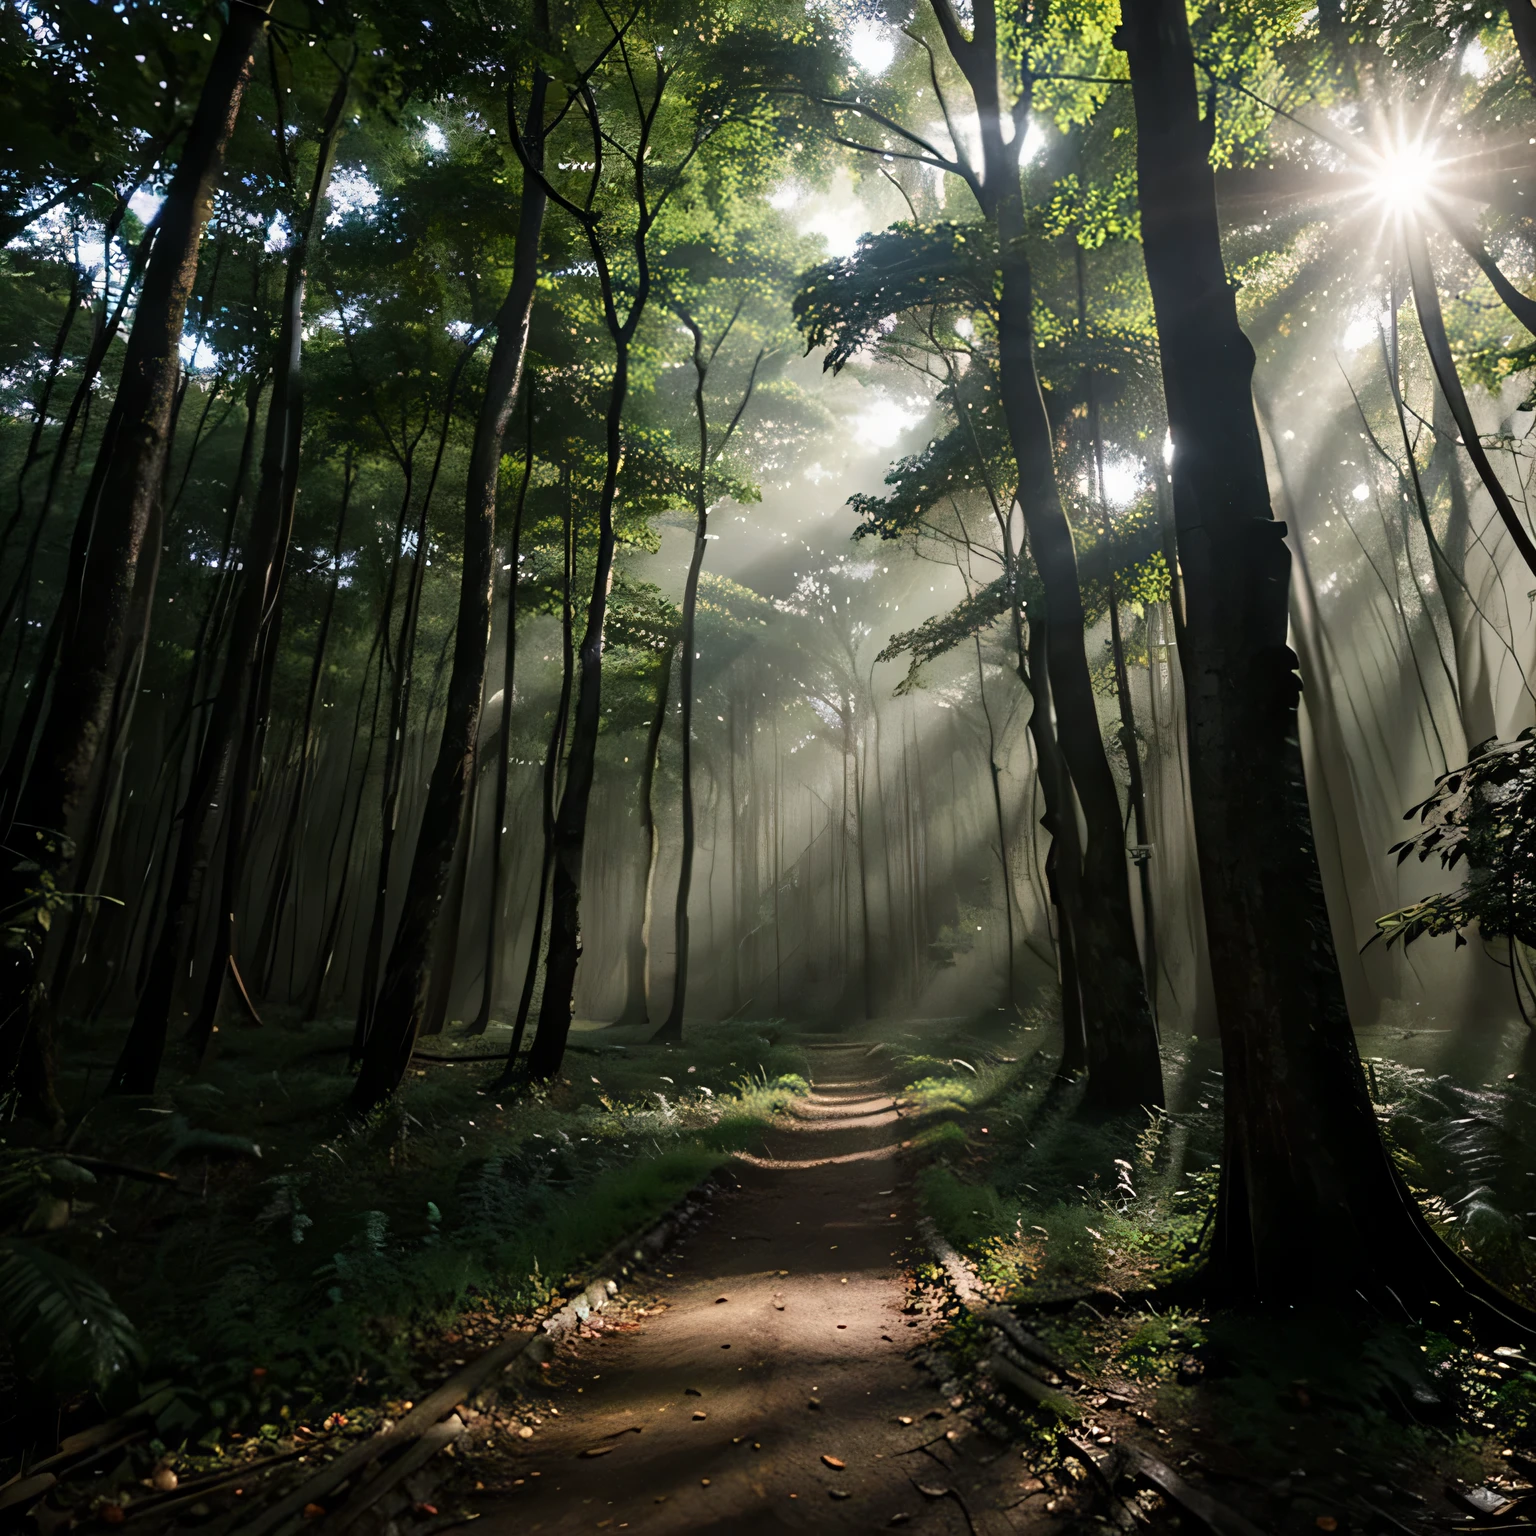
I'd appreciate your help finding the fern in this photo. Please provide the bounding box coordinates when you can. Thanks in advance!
[0,1239,144,1398]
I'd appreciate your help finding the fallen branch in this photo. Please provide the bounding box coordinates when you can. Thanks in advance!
[326,1414,465,1535]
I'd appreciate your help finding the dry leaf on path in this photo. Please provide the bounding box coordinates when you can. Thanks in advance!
[822,1455,846,1469]
[579,1445,615,1458]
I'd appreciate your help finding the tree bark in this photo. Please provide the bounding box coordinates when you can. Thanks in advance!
[111,57,350,1092]
[618,643,674,1026]
[526,335,629,1077]
[1120,0,1533,1325]
[499,474,576,1083]
[351,64,550,1110]
[469,395,537,1035]
[930,0,1161,1112]
[1,2,270,1106]
[1507,1,1536,95]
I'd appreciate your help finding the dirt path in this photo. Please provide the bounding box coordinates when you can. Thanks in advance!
[467,1041,1027,1533]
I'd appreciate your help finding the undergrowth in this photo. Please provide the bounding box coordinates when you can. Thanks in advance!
[0,1014,807,1467]
[902,1015,1536,1482]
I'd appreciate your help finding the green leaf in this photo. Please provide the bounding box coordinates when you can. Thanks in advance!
[0,1239,144,1398]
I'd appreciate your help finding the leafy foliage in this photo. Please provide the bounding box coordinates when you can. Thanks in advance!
[0,1238,145,1399]
[1375,730,1536,950]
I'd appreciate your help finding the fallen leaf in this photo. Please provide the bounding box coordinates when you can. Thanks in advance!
[807,1398,822,1410]
[580,1445,615,1459]
[888,1516,912,1527]
[915,1483,949,1499]
[896,1416,913,1426]
[693,1411,707,1421]
[822,1455,846,1470]
[829,1489,851,1500]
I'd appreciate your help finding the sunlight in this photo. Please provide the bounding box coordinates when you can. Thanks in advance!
[846,20,895,77]
[1101,456,1143,509]
[1359,132,1444,218]
[1340,309,1380,352]
[852,393,922,448]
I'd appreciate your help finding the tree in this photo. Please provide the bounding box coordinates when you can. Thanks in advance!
[350,13,552,1111]
[1,0,273,1113]
[112,42,357,1095]
[654,303,765,1041]
[1119,0,1533,1323]
[795,0,1163,1111]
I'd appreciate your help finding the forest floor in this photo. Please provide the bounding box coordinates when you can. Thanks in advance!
[10,1014,1536,1534]
[446,1038,1038,1534]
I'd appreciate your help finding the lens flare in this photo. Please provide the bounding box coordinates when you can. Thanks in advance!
[1360,134,1443,217]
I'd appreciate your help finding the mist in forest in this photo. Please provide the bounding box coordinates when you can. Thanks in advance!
[13,1,1536,1523]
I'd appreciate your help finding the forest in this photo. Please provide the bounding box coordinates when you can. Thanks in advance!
[9,0,1536,1530]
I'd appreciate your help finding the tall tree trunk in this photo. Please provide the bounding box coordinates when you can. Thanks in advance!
[1,3,270,1106]
[110,59,349,1093]
[655,349,715,1042]
[469,398,537,1035]
[1120,0,1531,1325]
[499,476,575,1083]
[974,634,1016,1010]
[618,643,674,1026]
[931,0,1160,1112]
[253,448,356,993]
[351,64,550,1110]
[526,325,628,1076]
[854,712,874,1019]
[1079,240,1159,1023]
[1507,1,1536,94]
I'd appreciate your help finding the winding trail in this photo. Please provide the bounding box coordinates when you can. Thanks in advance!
[470,1040,1027,1533]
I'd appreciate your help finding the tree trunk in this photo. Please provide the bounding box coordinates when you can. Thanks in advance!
[933,0,1161,1112]
[974,634,1016,1010]
[1121,0,1533,1326]
[1507,1,1536,94]
[526,331,629,1076]
[111,58,349,1093]
[618,643,674,1026]
[469,395,536,1035]
[254,448,357,994]
[1,2,270,1105]
[1079,244,1159,1024]
[655,357,714,1042]
[499,475,576,1082]
[351,65,549,1111]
